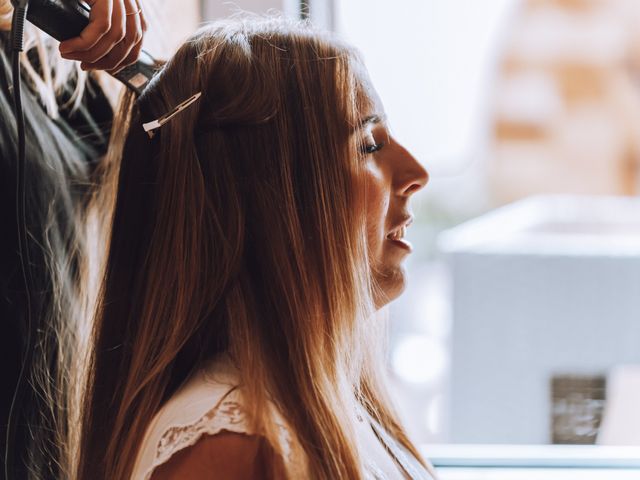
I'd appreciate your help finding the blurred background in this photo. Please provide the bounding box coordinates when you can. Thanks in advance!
[147,0,640,460]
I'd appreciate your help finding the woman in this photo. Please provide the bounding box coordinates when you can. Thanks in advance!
[78,16,434,480]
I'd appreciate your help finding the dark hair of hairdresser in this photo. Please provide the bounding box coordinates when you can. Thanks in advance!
[0,27,111,480]
[77,17,428,480]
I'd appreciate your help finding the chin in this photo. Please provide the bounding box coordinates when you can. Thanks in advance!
[373,264,407,309]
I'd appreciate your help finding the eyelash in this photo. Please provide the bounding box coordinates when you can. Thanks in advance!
[361,142,385,155]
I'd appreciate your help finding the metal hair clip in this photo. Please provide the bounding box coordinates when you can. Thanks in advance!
[142,92,203,138]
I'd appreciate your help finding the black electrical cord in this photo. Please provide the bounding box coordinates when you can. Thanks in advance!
[3,3,156,476]
[6,2,32,479]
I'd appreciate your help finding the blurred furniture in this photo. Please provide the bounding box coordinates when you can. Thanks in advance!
[438,195,640,444]
[424,443,640,480]
[550,374,606,444]
[598,364,640,445]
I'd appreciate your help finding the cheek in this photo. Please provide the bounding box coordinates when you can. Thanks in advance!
[363,167,388,254]
[360,163,408,308]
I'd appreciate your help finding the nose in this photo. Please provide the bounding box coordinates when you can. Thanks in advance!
[394,143,429,197]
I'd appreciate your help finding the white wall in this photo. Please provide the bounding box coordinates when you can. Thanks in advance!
[202,0,299,21]
[335,0,517,176]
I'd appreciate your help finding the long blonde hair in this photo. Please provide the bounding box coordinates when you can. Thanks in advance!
[77,17,426,480]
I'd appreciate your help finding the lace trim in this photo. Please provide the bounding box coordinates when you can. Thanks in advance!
[142,387,307,480]
[269,408,308,477]
[141,386,425,480]
[142,387,249,480]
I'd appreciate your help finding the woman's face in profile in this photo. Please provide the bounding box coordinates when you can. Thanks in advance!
[358,97,429,309]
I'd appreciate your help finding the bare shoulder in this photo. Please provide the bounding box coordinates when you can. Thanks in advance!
[149,430,287,480]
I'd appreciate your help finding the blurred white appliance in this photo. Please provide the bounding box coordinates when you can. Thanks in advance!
[598,365,640,445]
[438,195,640,444]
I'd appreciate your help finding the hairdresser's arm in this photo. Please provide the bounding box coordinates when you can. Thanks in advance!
[149,431,287,480]
[59,0,147,73]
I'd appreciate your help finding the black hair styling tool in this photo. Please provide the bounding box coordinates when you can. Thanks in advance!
[25,0,158,95]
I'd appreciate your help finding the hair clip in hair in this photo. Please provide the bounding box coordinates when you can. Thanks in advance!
[142,92,203,138]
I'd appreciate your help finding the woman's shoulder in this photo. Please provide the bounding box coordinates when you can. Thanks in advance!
[131,355,256,480]
[148,430,287,480]
[131,354,309,480]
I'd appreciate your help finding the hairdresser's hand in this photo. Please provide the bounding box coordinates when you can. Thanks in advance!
[58,0,147,73]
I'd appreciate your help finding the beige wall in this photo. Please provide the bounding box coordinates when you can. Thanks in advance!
[489,0,640,203]
[143,0,202,58]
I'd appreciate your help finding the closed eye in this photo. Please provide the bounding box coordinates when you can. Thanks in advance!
[361,142,385,155]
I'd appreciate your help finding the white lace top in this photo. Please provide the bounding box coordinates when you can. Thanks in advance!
[130,355,436,480]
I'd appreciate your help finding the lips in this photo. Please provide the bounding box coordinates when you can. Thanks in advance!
[386,215,413,241]
[387,225,407,241]
[386,215,414,252]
